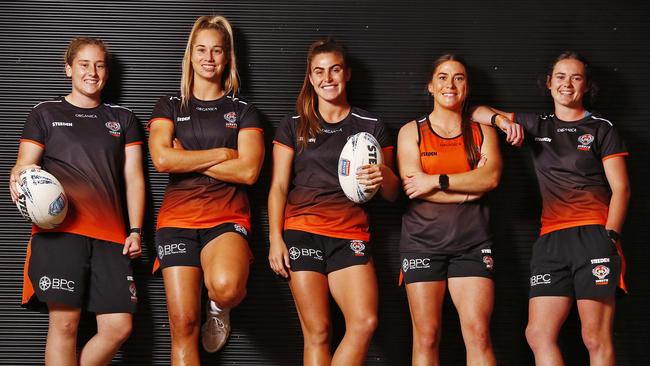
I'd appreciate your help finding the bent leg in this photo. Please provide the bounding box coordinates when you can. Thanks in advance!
[448,277,496,366]
[79,313,133,366]
[405,281,447,366]
[577,297,616,366]
[289,270,332,366]
[46,303,81,366]
[162,266,202,366]
[526,296,573,366]
[200,232,251,309]
[328,262,378,366]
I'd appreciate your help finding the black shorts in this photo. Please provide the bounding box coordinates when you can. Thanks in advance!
[283,230,371,274]
[400,242,494,285]
[155,223,249,269]
[529,225,621,299]
[27,232,137,313]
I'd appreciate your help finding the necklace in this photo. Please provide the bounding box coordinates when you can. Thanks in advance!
[431,121,461,137]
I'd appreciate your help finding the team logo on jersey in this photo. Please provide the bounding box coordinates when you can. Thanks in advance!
[350,240,366,256]
[483,255,494,270]
[224,112,238,128]
[105,121,121,137]
[577,134,594,151]
[592,265,610,285]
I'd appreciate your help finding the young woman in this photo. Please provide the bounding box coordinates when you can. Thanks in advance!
[148,16,264,364]
[397,54,502,366]
[9,37,144,366]
[474,51,630,366]
[268,39,400,366]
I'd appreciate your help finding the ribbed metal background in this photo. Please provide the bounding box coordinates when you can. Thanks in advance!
[1,0,648,364]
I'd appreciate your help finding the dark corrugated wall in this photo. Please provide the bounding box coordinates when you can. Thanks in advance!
[1,0,649,364]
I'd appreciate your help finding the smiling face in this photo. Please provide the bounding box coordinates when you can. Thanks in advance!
[428,60,468,111]
[308,51,350,105]
[191,28,228,83]
[547,58,588,109]
[65,44,108,101]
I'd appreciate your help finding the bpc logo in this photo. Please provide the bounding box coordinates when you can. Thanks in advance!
[158,243,187,259]
[402,258,431,272]
[289,247,301,260]
[530,273,551,287]
[39,275,75,292]
[289,247,323,261]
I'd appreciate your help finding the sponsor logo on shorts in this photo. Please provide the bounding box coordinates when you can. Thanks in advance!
[128,282,138,303]
[233,224,248,236]
[483,255,494,270]
[402,258,431,273]
[288,246,323,261]
[158,243,187,260]
[39,275,75,292]
[592,265,610,285]
[105,121,121,137]
[52,121,73,127]
[577,133,594,151]
[530,273,551,287]
[224,112,238,128]
[350,240,366,256]
[176,116,191,122]
[534,137,552,143]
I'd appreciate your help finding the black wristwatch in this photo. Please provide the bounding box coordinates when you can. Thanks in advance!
[439,174,450,191]
[130,228,142,236]
[606,229,622,243]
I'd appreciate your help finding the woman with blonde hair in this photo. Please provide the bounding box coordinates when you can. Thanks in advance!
[148,15,264,364]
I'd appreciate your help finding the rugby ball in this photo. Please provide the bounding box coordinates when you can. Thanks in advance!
[15,168,68,229]
[338,132,384,203]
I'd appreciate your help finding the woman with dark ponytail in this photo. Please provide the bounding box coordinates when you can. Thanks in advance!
[268,39,399,366]
[397,54,502,365]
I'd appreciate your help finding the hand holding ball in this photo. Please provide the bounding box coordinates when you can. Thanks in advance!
[15,168,68,229]
[338,132,383,203]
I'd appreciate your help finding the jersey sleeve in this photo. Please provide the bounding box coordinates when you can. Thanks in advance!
[124,112,143,146]
[513,112,539,133]
[273,116,296,150]
[597,123,628,160]
[21,107,47,147]
[148,96,176,128]
[238,103,263,131]
[373,119,393,149]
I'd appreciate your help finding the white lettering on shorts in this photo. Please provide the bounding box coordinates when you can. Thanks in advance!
[288,246,323,261]
[39,275,75,292]
[402,258,431,273]
[530,273,552,287]
[158,243,187,260]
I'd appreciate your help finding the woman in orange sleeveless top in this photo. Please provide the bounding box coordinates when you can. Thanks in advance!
[397,54,502,365]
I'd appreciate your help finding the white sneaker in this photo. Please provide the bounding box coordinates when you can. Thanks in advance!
[201,303,231,353]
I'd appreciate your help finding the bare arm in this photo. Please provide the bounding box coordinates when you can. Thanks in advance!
[122,145,145,259]
[603,156,630,234]
[148,118,237,173]
[199,129,265,185]
[399,123,502,200]
[267,144,293,278]
[9,142,44,202]
[471,105,524,146]
[356,147,400,202]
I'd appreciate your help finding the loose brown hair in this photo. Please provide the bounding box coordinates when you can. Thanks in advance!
[544,51,598,104]
[295,39,349,151]
[430,54,480,168]
[181,16,239,109]
[64,37,109,67]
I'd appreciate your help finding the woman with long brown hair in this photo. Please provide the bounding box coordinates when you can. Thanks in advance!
[268,39,399,366]
[148,16,264,364]
[397,54,502,365]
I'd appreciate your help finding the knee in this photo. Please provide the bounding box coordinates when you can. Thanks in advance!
[462,322,491,350]
[49,317,80,339]
[347,313,378,339]
[303,320,331,346]
[168,311,200,340]
[205,276,246,308]
[581,327,611,354]
[100,318,132,345]
[525,323,549,350]
[413,324,441,350]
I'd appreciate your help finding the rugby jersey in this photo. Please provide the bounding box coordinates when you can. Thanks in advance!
[273,107,393,241]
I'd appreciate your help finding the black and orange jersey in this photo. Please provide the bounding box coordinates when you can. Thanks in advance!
[20,97,142,244]
[514,112,628,236]
[148,94,262,231]
[273,107,393,241]
[400,116,491,253]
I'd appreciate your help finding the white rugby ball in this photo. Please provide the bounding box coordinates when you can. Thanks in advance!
[338,132,384,203]
[15,168,68,229]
